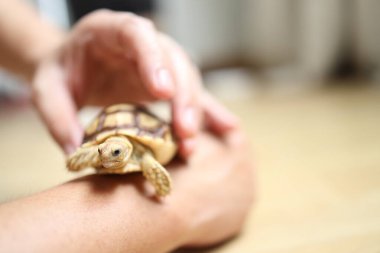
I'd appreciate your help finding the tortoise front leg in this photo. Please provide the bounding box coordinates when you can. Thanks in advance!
[141,152,172,196]
[67,145,102,171]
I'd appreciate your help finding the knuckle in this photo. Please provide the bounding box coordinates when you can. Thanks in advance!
[127,15,155,30]
[117,15,158,52]
[78,9,112,28]
[92,9,113,18]
[140,18,155,29]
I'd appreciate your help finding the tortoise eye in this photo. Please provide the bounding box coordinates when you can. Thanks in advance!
[112,149,121,157]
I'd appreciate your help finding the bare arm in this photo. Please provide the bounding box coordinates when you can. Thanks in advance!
[0,0,64,80]
[0,132,254,252]
[0,175,187,252]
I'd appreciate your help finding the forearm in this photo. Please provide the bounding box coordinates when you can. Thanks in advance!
[0,0,65,81]
[0,174,187,253]
[0,132,253,252]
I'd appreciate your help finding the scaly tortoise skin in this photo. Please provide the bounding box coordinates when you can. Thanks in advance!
[67,104,177,196]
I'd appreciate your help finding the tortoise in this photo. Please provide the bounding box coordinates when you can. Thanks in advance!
[67,104,177,196]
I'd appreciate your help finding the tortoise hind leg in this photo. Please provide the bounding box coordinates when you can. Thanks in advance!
[141,152,172,196]
[67,146,101,171]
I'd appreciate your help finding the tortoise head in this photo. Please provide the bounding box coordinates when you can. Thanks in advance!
[98,136,133,169]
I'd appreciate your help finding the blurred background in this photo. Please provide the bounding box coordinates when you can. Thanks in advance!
[1,1,380,252]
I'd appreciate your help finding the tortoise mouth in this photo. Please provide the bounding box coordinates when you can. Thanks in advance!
[102,160,127,170]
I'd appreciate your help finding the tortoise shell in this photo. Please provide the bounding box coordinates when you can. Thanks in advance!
[82,104,177,164]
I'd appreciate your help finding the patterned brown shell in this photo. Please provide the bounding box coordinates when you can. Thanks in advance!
[82,104,177,164]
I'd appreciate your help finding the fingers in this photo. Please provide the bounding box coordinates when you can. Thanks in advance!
[202,91,240,135]
[159,35,203,157]
[224,128,248,150]
[32,61,82,154]
[178,138,197,158]
[77,10,174,99]
[116,13,175,99]
[160,35,240,157]
[160,35,202,137]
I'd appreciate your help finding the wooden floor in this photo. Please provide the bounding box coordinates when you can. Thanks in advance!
[1,81,380,252]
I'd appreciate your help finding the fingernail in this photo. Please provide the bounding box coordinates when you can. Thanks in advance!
[64,144,76,155]
[180,138,197,158]
[156,68,174,95]
[65,129,83,155]
[184,138,196,151]
[73,127,83,145]
[225,113,240,128]
[182,107,198,135]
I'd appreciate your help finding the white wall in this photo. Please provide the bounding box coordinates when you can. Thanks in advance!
[156,0,242,67]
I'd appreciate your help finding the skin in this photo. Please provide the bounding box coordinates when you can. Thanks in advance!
[0,0,239,156]
[0,1,255,251]
[0,132,254,252]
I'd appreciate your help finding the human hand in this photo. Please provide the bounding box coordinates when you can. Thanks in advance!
[167,130,254,247]
[31,10,238,156]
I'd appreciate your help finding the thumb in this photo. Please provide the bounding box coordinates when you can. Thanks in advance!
[32,61,82,154]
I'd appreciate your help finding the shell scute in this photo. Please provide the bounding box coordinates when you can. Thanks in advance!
[82,104,177,164]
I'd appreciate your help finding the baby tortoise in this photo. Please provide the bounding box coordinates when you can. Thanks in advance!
[67,104,177,196]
